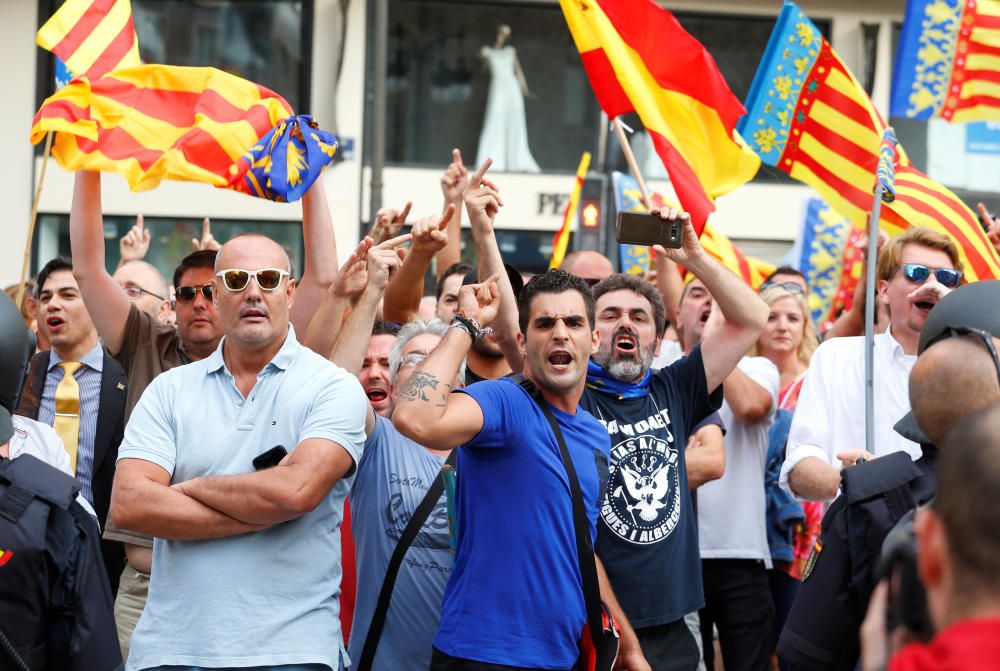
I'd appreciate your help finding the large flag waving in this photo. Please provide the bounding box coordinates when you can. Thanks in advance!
[739,1,1000,281]
[891,0,1000,122]
[560,0,760,232]
[30,65,338,202]
[36,0,141,80]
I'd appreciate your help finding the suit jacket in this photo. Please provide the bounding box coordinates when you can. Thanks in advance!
[16,348,128,593]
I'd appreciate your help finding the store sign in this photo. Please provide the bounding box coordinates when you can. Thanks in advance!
[537,192,570,216]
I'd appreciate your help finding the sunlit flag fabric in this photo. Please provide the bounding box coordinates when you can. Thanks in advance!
[36,0,141,81]
[560,0,760,233]
[30,64,338,202]
[891,0,1000,122]
[739,1,1000,281]
[550,152,591,269]
[796,197,865,330]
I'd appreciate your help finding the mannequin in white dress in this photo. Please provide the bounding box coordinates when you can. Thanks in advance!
[475,24,541,173]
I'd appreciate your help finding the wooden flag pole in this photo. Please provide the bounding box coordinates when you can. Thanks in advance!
[16,131,54,310]
[613,118,651,209]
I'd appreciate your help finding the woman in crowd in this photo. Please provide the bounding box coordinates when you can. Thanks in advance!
[752,281,822,671]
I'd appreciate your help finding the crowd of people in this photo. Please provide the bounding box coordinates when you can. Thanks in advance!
[2,147,1000,671]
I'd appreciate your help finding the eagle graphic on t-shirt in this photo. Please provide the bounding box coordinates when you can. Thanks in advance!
[618,462,670,522]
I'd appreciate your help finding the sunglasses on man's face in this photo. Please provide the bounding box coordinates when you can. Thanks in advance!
[216,268,289,292]
[895,263,962,289]
[175,284,213,302]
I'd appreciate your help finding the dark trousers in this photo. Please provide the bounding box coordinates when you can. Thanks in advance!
[429,647,579,671]
[769,569,800,671]
[699,559,775,671]
[634,617,702,671]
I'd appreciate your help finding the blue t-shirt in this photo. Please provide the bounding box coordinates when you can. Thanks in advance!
[580,346,722,627]
[349,416,452,671]
[434,377,610,669]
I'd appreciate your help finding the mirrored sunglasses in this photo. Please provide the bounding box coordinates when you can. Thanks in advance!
[897,263,962,289]
[216,268,289,292]
[175,284,213,302]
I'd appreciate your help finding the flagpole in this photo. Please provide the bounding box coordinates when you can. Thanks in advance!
[613,118,651,209]
[16,131,54,310]
[865,128,897,456]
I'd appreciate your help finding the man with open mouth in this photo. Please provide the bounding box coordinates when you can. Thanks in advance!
[781,227,966,505]
[581,207,771,671]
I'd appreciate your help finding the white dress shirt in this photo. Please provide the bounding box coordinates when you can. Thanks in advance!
[9,414,97,518]
[779,328,920,501]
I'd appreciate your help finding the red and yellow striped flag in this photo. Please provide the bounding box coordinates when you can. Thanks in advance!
[892,0,1000,122]
[36,0,141,80]
[550,152,591,270]
[560,0,759,233]
[30,65,293,193]
[739,1,1000,281]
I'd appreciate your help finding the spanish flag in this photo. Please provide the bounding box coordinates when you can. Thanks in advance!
[740,1,1000,281]
[550,152,591,269]
[36,0,141,80]
[560,0,760,232]
[892,0,1000,122]
[30,64,338,202]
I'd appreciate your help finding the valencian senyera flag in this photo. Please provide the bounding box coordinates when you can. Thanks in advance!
[560,0,760,233]
[892,0,1000,122]
[796,197,865,330]
[36,0,141,81]
[30,65,338,202]
[739,1,1000,281]
[611,172,774,287]
[550,152,592,270]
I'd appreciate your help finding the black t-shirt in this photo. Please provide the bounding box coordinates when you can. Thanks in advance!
[580,346,722,627]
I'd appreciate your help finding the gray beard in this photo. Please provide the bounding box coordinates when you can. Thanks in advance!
[592,343,654,383]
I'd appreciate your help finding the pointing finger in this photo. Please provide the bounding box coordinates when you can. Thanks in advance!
[452,148,463,167]
[439,203,456,230]
[397,201,412,223]
[202,218,211,238]
[469,158,493,186]
[376,233,413,250]
[136,214,144,232]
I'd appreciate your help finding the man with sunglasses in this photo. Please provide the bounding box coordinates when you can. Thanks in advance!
[781,227,964,503]
[68,170,342,659]
[111,232,367,671]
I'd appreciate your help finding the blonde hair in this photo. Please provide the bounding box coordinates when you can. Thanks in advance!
[751,284,818,367]
[876,227,964,283]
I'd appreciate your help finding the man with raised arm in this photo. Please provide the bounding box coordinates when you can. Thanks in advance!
[110,233,366,670]
[392,258,650,670]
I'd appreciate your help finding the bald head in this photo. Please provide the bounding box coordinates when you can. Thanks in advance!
[561,251,614,283]
[114,260,170,322]
[216,233,291,274]
[910,335,1000,446]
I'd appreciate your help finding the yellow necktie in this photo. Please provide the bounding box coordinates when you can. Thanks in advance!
[53,361,82,474]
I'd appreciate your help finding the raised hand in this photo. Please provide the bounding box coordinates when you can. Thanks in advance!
[463,159,504,238]
[370,202,412,245]
[978,202,1000,254]
[333,237,374,301]
[120,214,151,262]
[441,148,469,203]
[410,204,455,256]
[366,233,412,291]
[651,208,702,267]
[192,218,221,251]
[457,273,501,327]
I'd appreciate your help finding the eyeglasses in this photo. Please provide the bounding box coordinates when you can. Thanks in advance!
[399,352,427,369]
[124,285,165,301]
[759,280,805,295]
[175,284,213,302]
[895,263,962,289]
[216,268,289,292]
[925,325,1000,385]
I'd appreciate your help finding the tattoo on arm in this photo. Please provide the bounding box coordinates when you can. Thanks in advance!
[398,371,451,403]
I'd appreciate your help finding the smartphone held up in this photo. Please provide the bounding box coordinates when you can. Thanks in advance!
[615,211,684,249]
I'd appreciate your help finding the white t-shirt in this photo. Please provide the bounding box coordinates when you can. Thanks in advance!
[779,329,919,502]
[652,339,683,370]
[697,356,779,565]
